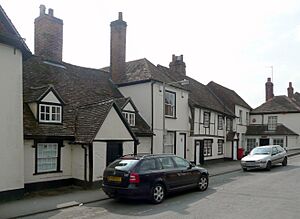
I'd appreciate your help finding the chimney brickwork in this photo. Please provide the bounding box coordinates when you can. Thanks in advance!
[265,77,274,101]
[169,54,186,75]
[287,82,294,98]
[110,12,127,83]
[34,5,63,62]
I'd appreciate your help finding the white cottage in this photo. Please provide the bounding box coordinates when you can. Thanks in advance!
[0,5,31,200]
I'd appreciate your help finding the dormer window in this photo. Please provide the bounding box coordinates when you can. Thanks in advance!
[123,112,135,126]
[39,104,62,123]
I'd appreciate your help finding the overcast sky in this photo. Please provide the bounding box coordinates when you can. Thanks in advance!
[2,0,300,108]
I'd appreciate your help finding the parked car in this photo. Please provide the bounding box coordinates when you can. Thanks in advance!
[241,145,287,171]
[102,154,209,204]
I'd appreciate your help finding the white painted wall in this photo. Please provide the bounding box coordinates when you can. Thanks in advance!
[119,82,152,125]
[71,145,86,181]
[137,137,152,153]
[41,91,60,104]
[0,43,24,192]
[24,140,72,184]
[28,103,38,119]
[123,102,135,112]
[95,107,133,141]
[93,142,106,182]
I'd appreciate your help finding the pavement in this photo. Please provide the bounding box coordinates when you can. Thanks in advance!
[1,149,300,219]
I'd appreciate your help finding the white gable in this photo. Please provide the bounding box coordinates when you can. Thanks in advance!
[123,102,135,112]
[94,106,134,141]
[41,91,61,104]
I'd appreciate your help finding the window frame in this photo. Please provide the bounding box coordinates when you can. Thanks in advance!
[203,112,210,128]
[217,139,224,155]
[268,116,277,131]
[163,131,176,154]
[164,90,176,118]
[122,111,136,126]
[226,118,233,131]
[246,138,256,153]
[34,140,63,175]
[239,110,243,124]
[38,103,62,124]
[204,139,213,157]
[218,115,223,130]
[273,138,284,147]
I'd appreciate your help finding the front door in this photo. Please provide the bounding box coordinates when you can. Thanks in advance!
[260,138,270,146]
[178,133,186,158]
[106,142,123,166]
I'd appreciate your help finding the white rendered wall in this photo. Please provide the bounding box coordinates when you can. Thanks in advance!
[137,137,152,154]
[0,44,24,192]
[93,142,106,182]
[24,140,72,184]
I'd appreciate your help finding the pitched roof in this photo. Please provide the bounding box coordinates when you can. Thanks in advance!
[246,124,298,136]
[207,81,252,112]
[157,65,234,116]
[23,56,151,143]
[114,58,185,90]
[251,95,300,114]
[0,5,31,58]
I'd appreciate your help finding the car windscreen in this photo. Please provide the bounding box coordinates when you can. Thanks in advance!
[250,147,271,155]
[108,159,139,171]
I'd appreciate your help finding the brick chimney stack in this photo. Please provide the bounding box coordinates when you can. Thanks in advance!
[265,77,274,101]
[169,54,186,75]
[34,5,63,62]
[110,12,127,83]
[287,82,294,98]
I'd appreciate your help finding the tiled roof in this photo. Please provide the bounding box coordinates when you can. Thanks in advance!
[246,124,298,136]
[0,5,31,58]
[207,81,252,112]
[23,56,151,143]
[251,95,300,114]
[115,59,185,90]
[157,65,234,116]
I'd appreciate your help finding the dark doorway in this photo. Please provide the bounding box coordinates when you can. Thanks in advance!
[106,142,123,166]
[259,138,270,146]
[195,140,204,165]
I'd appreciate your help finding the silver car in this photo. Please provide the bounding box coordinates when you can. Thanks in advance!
[241,145,287,171]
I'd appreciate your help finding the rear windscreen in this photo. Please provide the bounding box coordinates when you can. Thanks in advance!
[108,159,139,171]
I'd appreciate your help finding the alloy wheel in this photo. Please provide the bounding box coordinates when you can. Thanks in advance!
[198,175,208,191]
[152,184,165,204]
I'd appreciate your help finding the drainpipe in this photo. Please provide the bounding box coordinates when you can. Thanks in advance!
[81,145,88,186]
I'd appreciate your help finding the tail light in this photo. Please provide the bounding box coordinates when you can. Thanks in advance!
[129,172,140,184]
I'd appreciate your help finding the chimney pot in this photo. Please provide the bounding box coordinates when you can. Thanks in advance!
[118,12,123,20]
[288,82,294,98]
[39,5,46,15]
[169,54,186,75]
[48,8,54,16]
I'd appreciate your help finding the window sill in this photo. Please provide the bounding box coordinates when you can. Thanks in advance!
[165,116,177,119]
[34,170,63,175]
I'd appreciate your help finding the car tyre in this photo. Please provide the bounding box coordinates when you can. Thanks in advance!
[150,183,165,204]
[242,167,247,172]
[198,175,209,191]
[266,161,272,171]
[282,157,288,166]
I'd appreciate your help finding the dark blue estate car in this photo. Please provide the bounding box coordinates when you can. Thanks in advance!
[102,154,209,204]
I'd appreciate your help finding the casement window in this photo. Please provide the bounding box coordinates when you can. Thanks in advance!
[164,131,175,154]
[203,112,210,128]
[246,138,256,153]
[36,143,60,173]
[39,104,62,123]
[239,110,243,124]
[218,139,224,155]
[273,138,284,147]
[226,118,233,131]
[123,112,135,126]
[268,116,277,131]
[165,91,176,117]
[204,139,212,157]
[218,115,223,130]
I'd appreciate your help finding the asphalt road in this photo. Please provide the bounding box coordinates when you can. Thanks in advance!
[22,155,300,219]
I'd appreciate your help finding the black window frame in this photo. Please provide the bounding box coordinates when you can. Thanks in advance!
[204,139,213,157]
[203,112,210,128]
[217,139,224,155]
[165,90,176,118]
[218,115,223,130]
[33,139,63,175]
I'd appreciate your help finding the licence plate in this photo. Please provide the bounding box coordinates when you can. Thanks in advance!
[107,176,122,182]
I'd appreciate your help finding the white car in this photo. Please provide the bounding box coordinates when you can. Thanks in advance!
[241,145,287,171]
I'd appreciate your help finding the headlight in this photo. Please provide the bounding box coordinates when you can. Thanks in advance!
[257,160,266,163]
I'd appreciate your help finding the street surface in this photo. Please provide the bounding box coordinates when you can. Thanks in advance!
[22,155,300,219]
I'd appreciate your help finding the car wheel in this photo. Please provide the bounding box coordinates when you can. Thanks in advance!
[266,161,272,171]
[151,183,165,204]
[242,167,247,172]
[198,175,208,191]
[282,157,288,166]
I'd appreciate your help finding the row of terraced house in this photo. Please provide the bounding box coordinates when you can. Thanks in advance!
[1,5,300,200]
